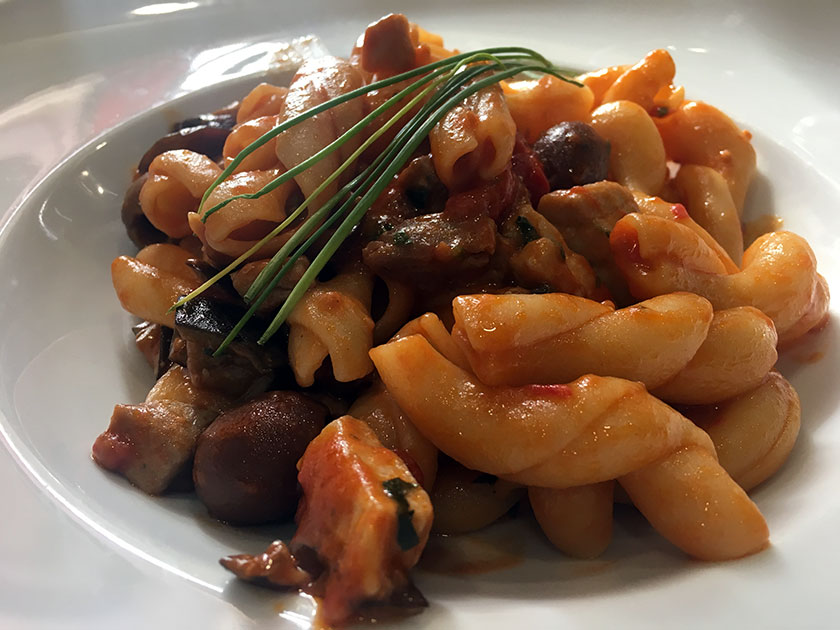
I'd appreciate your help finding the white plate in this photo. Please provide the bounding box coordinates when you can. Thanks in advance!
[2,1,839,628]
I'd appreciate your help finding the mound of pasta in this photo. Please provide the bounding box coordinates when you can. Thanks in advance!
[94,13,829,626]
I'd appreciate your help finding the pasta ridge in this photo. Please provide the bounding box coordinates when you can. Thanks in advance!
[451,292,777,404]
[370,334,768,560]
[610,213,829,343]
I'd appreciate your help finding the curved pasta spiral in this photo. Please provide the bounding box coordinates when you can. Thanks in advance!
[655,101,756,211]
[529,482,614,559]
[287,268,375,387]
[274,56,366,206]
[451,292,777,404]
[139,149,221,238]
[501,75,593,143]
[186,168,301,261]
[610,212,829,343]
[370,334,769,560]
[600,49,683,114]
[430,85,516,190]
[111,243,200,327]
[685,371,801,492]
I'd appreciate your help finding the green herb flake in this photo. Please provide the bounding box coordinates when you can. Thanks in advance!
[516,216,539,244]
[655,106,668,117]
[392,230,413,246]
[383,478,420,551]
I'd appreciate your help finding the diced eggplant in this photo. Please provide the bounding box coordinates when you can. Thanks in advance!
[132,321,174,379]
[174,296,284,396]
[137,104,239,173]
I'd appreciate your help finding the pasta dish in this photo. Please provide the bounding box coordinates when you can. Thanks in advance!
[90,13,829,627]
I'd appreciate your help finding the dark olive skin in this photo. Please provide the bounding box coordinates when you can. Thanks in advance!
[533,122,611,190]
[193,391,327,525]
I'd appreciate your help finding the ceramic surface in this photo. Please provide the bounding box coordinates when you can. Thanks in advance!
[1,1,839,628]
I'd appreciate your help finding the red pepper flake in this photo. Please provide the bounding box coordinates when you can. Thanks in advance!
[670,203,689,219]
[524,384,573,398]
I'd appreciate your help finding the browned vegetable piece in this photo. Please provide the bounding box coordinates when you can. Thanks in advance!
[193,391,327,525]
[357,14,416,75]
[92,366,231,494]
[132,321,173,378]
[174,296,282,396]
[533,122,611,190]
[137,105,239,173]
[362,213,496,290]
[221,416,433,626]
[359,154,447,240]
[537,181,639,304]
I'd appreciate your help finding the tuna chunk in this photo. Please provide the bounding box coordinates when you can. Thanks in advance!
[92,366,230,494]
[222,416,433,626]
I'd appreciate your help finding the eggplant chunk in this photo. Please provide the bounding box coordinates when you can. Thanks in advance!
[174,296,283,396]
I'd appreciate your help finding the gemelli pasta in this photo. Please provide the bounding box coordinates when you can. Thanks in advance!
[94,13,829,626]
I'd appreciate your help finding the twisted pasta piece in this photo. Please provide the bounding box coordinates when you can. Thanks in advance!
[529,482,614,558]
[430,85,516,190]
[685,372,801,492]
[501,75,594,143]
[348,380,438,490]
[430,459,524,535]
[370,334,768,560]
[655,101,756,211]
[630,192,739,273]
[287,267,375,387]
[393,311,470,370]
[673,164,744,264]
[601,49,684,114]
[610,212,829,343]
[111,253,199,327]
[236,83,288,123]
[577,64,629,108]
[451,292,777,404]
[372,277,414,345]
[139,149,222,238]
[187,168,301,261]
[274,56,365,206]
[134,243,199,283]
[223,114,284,173]
[589,100,667,196]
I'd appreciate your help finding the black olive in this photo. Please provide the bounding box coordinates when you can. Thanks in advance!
[193,391,327,524]
[533,122,611,190]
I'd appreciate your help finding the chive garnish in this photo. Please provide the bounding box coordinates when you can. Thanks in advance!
[170,48,581,353]
[516,216,539,243]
